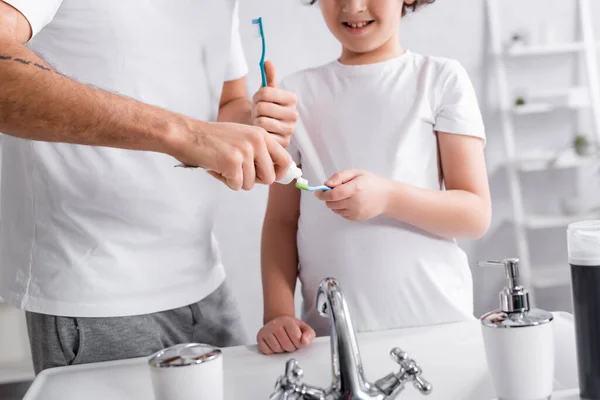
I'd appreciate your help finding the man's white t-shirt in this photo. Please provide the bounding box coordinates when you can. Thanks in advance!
[282,51,486,335]
[0,0,248,317]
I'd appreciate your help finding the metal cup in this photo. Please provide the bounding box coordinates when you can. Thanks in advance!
[148,343,223,400]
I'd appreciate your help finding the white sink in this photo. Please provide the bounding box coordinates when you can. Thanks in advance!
[24,313,578,400]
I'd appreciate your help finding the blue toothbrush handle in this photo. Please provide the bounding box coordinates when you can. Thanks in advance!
[254,17,267,87]
[308,185,332,192]
[260,62,267,87]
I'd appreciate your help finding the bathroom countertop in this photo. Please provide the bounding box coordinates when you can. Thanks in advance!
[23,313,578,400]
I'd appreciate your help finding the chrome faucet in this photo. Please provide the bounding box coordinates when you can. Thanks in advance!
[270,278,432,400]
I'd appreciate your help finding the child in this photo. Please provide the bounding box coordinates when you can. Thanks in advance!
[256,0,491,355]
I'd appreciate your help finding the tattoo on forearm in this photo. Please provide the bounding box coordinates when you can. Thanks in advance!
[13,58,31,65]
[0,55,54,72]
[34,63,51,71]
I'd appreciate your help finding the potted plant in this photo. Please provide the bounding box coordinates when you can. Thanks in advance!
[507,31,528,50]
[573,134,591,156]
[547,134,597,169]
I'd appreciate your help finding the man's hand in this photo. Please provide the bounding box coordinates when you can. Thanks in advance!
[252,61,298,147]
[257,316,316,355]
[315,170,391,222]
[168,120,291,191]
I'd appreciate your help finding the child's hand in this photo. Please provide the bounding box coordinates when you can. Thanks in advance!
[252,61,298,147]
[257,316,316,355]
[316,170,391,222]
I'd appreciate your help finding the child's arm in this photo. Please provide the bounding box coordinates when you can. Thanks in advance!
[315,133,491,240]
[384,132,491,239]
[261,183,300,321]
[258,182,315,354]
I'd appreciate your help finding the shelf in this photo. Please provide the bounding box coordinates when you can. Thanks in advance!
[512,103,554,114]
[511,102,588,115]
[532,264,571,289]
[504,42,585,57]
[525,86,587,99]
[503,40,600,58]
[514,150,596,172]
[522,212,600,230]
[517,158,586,172]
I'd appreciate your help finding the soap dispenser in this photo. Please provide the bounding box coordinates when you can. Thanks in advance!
[480,258,554,400]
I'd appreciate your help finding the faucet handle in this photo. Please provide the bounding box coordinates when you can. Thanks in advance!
[412,372,433,394]
[270,359,327,400]
[390,348,433,395]
[270,359,304,400]
[284,358,305,382]
[390,348,409,363]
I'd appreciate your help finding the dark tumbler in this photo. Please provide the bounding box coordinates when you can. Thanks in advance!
[568,221,600,400]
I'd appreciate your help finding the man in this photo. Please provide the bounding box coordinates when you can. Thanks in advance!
[0,0,297,373]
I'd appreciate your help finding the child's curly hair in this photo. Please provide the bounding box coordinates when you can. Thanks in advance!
[306,0,436,16]
[403,0,436,15]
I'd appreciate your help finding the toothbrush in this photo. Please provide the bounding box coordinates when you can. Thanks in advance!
[252,17,268,88]
[295,178,332,192]
[251,17,330,193]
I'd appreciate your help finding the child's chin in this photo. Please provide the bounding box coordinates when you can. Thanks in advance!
[342,40,385,56]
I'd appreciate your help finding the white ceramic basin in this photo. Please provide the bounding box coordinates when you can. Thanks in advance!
[23,312,578,400]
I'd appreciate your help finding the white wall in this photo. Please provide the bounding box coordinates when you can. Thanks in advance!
[221,0,600,339]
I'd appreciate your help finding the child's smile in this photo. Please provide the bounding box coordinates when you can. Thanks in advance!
[341,19,375,35]
[319,0,407,64]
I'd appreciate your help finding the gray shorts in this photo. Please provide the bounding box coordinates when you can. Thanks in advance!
[26,281,248,374]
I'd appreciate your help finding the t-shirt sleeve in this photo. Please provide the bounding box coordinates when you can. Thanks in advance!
[3,0,64,39]
[224,1,248,82]
[434,60,486,143]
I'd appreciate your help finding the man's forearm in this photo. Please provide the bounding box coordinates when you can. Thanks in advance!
[0,38,186,154]
[383,181,491,240]
[217,96,252,125]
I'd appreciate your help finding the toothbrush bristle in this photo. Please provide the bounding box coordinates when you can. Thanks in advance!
[252,18,263,37]
[295,181,309,190]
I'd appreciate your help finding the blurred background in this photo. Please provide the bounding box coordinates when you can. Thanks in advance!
[3,0,600,397]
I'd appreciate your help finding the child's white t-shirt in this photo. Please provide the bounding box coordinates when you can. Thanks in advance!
[281,51,486,335]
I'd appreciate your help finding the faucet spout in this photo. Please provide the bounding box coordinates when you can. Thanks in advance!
[270,277,432,399]
[316,278,383,399]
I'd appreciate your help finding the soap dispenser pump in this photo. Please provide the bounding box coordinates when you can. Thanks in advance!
[479,258,554,400]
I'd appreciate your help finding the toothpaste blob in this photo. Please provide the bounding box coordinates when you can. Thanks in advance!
[295,178,331,192]
[295,178,309,190]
